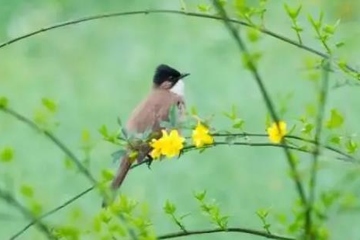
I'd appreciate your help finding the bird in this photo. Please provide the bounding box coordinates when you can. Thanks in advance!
[103,64,190,206]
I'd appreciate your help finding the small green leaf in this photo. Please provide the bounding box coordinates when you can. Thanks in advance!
[247,28,261,42]
[232,118,244,129]
[345,139,358,154]
[41,98,57,113]
[101,169,114,182]
[335,42,345,48]
[63,156,74,170]
[1,147,14,162]
[190,106,198,116]
[30,200,43,216]
[163,200,176,214]
[197,4,211,12]
[194,190,207,201]
[0,97,8,108]
[99,125,108,137]
[20,184,34,198]
[301,123,314,135]
[326,109,344,129]
[329,135,341,145]
[284,3,302,19]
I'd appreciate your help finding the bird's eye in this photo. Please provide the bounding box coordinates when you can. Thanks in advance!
[168,76,174,80]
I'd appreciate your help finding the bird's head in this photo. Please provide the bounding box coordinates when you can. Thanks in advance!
[153,64,190,96]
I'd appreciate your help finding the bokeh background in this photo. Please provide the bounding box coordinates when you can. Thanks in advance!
[0,0,360,239]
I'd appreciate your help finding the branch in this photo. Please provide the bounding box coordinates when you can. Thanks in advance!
[212,0,307,205]
[9,160,148,240]
[0,10,357,80]
[305,60,331,238]
[0,107,98,185]
[0,187,55,240]
[157,227,295,240]
[212,133,358,163]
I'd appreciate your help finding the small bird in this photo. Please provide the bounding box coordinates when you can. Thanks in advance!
[103,64,190,206]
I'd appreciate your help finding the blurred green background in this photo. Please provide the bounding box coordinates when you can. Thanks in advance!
[1,0,360,239]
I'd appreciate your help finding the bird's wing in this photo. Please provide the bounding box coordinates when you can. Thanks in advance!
[126,89,185,133]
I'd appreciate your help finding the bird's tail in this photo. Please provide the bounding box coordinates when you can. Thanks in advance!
[102,156,131,207]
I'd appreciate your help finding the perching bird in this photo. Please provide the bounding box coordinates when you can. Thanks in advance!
[103,64,189,206]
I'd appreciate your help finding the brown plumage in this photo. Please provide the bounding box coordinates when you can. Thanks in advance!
[110,88,185,192]
[103,64,189,207]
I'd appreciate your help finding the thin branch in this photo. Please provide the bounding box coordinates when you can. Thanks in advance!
[305,60,331,238]
[0,188,55,240]
[212,132,358,163]
[0,9,357,80]
[211,0,307,205]
[8,159,149,240]
[157,227,295,240]
[0,107,98,185]
[9,186,94,240]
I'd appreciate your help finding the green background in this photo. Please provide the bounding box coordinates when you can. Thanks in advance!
[0,0,359,239]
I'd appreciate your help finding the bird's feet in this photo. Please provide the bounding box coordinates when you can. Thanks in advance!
[146,155,153,169]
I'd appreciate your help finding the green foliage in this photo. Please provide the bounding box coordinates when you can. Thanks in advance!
[0,97,8,108]
[0,147,14,163]
[326,109,344,129]
[194,190,229,229]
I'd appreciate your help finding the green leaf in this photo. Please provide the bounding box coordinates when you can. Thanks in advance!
[301,123,314,135]
[20,184,34,198]
[101,169,114,182]
[0,147,14,162]
[63,156,74,170]
[163,200,176,214]
[329,135,341,145]
[345,139,358,154]
[30,200,43,216]
[232,118,244,129]
[284,3,302,19]
[190,106,198,116]
[0,97,8,108]
[247,28,261,42]
[194,190,207,201]
[98,125,108,137]
[41,98,57,113]
[326,109,344,129]
[197,4,211,12]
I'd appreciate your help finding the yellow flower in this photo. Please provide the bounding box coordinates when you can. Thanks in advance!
[267,121,287,143]
[192,122,214,148]
[150,130,185,159]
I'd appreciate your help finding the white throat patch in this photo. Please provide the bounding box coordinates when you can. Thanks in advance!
[170,79,185,96]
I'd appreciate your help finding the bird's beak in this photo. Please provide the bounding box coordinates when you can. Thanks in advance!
[179,73,190,80]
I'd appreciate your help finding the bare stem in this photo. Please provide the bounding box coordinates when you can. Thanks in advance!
[305,60,330,239]
[0,10,357,80]
[211,0,307,205]
[0,107,97,185]
[157,227,295,240]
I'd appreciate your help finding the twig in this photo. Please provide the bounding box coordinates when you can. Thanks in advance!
[211,0,307,205]
[157,227,295,240]
[8,159,149,240]
[0,188,55,240]
[305,60,331,238]
[0,10,357,80]
[212,132,358,163]
[0,107,97,185]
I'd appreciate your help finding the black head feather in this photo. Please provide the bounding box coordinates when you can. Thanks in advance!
[153,64,182,86]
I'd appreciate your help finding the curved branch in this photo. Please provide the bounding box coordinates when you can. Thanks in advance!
[157,227,295,240]
[0,107,97,185]
[0,9,357,78]
[0,188,55,240]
